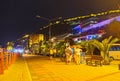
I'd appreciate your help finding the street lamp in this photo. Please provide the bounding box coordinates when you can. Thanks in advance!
[36,15,62,41]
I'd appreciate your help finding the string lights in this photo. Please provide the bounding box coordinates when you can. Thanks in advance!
[64,9,120,22]
[40,9,120,30]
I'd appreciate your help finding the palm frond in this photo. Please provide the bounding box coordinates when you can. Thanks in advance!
[91,40,104,51]
[109,38,119,44]
[102,36,112,46]
[107,38,119,51]
[107,36,113,43]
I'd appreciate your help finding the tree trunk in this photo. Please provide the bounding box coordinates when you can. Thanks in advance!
[104,52,110,65]
[101,51,110,65]
[100,51,104,58]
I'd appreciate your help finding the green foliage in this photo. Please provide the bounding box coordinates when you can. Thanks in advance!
[64,36,75,45]
[91,36,119,64]
[55,41,66,54]
[41,41,50,54]
[92,36,119,52]
[77,40,95,55]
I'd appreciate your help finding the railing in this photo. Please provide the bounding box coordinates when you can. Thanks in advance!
[0,50,19,74]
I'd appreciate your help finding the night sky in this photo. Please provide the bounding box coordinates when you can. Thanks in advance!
[0,0,120,47]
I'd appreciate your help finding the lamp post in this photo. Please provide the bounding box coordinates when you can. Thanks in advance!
[36,15,62,41]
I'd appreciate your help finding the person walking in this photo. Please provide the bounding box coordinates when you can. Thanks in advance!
[65,46,72,64]
[74,45,82,65]
[53,48,57,57]
[49,48,54,60]
[80,48,86,64]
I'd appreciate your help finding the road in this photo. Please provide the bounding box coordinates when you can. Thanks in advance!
[24,54,120,81]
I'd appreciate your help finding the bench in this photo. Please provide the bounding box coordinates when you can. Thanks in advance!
[86,55,103,66]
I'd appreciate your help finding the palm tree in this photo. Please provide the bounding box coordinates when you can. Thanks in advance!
[41,41,50,55]
[77,40,95,55]
[92,36,119,64]
[54,41,66,56]
[6,42,14,52]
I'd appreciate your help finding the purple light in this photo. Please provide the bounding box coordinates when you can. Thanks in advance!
[82,16,120,32]
[116,16,120,21]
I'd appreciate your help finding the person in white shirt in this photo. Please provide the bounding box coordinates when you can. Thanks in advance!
[65,46,73,64]
[74,45,82,65]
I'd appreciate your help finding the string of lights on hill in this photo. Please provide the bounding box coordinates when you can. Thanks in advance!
[40,9,120,30]
[64,9,120,22]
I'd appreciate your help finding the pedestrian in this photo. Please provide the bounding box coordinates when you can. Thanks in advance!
[80,48,86,64]
[74,45,82,65]
[49,48,53,60]
[65,46,72,64]
[71,45,75,62]
[53,48,57,57]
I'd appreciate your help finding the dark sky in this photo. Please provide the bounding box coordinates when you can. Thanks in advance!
[0,0,120,47]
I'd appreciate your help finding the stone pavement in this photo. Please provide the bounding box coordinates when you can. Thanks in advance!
[24,54,120,81]
[0,54,120,81]
[0,56,32,81]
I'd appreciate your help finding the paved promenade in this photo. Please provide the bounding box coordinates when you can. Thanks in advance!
[25,54,120,81]
[0,54,120,81]
[0,56,31,81]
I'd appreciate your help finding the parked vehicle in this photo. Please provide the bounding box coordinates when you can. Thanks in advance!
[109,44,120,61]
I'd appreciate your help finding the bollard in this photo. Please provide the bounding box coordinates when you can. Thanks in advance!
[5,52,8,69]
[11,52,14,64]
[9,52,11,66]
[11,52,12,64]
[0,57,3,74]
[13,53,17,62]
[0,49,4,74]
[15,53,17,61]
[119,64,120,70]
[13,53,15,63]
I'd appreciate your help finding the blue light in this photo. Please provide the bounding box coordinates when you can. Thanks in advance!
[13,49,18,53]
[87,35,98,40]
[72,25,82,35]
[13,48,24,53]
